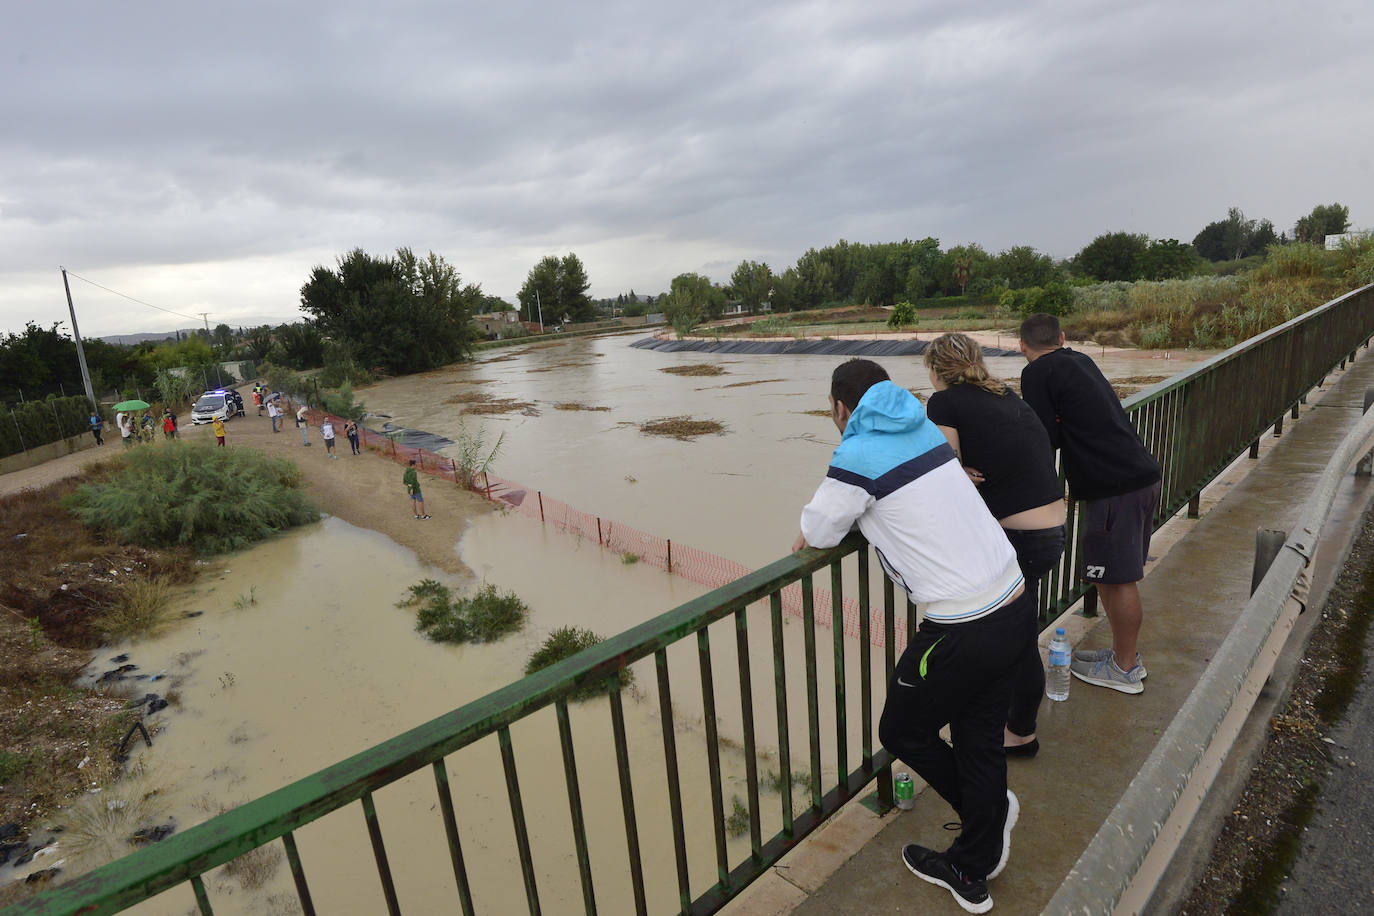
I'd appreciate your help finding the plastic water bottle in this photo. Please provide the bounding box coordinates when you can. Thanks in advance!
[1046,628,1071,701]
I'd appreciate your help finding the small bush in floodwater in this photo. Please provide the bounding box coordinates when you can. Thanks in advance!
[63,443,318,555]
[524,626,634,700]
[101,575,174,642]
[399,579,528,645]
[725,795,751,837]
[620,552,640,565]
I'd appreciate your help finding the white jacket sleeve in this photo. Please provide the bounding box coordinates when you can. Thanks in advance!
[800,477,873,548]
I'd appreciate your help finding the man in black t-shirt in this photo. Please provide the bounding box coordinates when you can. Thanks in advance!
[1019,314,1161,695]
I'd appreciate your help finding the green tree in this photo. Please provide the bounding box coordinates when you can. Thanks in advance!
[935,244,991,296]
[1295,203,1351,244]
[275,322,325,370]
[1072,232,1149,281]
[729,260,774,313]
[662,272,727,332]
[1140,239,1204,280]
[211,323,235,354]
[517,253,594,325]
[993,246,1057,290]
[770,268,802,313]
[301,247,482,375]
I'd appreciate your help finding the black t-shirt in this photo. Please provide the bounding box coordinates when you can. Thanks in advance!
[925,383,1063,520]
[1019,348,1161,500]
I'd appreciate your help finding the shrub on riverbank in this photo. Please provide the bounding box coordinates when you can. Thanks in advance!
[1063,239,1374,349]
[399,579,528,644]
[524,626,634,699]
[63,443,318,555]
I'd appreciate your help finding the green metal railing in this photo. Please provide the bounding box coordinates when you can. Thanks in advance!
[8,283,1374,916]
[1037,283,1374,621]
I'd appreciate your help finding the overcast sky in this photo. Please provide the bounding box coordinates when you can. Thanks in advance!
[2,0,1370,337]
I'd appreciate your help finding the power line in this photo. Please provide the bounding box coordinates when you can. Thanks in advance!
[61,268,205,324]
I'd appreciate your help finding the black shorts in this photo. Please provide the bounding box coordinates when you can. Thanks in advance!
[1081,481,1161,585]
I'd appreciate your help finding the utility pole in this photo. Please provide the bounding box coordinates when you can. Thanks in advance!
[534,290,545,333]
[60,268,98,409]
[199,312,210,335]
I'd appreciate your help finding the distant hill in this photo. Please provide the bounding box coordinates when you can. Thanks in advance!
[99,328,201,345]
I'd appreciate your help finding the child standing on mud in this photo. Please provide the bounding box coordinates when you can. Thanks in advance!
[211,414,226,447]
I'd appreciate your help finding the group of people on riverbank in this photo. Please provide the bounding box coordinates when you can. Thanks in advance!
[94,408,179,447]
[795,313,1160,913]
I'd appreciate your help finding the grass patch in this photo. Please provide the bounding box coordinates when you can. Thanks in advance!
[660,364,727,377]
[620,552,640,565]
[222,844,283,891]
[100,575,175,642]
[463,398,537,415]
[764,768,812,793]
[798,409,832,418]
[0,750,30,783]
[554,402,611,411]
[639,417,726,440]
[399,579,529,644]
[718,379,784,389]
[524,626,634,700]
[725,795,751,837]
[63,443,318,555]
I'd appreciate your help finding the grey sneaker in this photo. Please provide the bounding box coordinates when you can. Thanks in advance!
[1070,654,1144,694]
[1072,647,1146,679]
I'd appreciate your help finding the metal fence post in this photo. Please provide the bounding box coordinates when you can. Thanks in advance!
[1359,390,1374,476]
[538,491,545,522]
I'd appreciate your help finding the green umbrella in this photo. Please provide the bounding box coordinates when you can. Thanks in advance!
[113,399,151,412]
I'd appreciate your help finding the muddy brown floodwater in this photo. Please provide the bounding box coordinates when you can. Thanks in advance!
[10,336,1212,912]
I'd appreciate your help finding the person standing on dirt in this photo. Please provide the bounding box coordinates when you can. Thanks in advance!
[404,459,430,519]
[89,411,104,445]
[268,399,282,433]
[295,403,310,446]
[162,409,178,440]
[117,411,132,448]
[321,419,337,458]
[794,358,1029,913]
[345,419,360,455]
[1018,313,1161,696]
[211,414,226,447]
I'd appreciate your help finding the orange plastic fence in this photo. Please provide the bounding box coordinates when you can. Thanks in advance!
[300,403,904,651]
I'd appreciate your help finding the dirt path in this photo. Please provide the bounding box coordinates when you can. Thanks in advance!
[0,402,491,576]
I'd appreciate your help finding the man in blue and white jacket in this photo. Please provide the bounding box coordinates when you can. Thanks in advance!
[794,359,1035,914]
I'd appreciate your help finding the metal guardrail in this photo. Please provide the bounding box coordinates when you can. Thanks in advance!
[1045,368,1374,914]
[8,284,1374,916]
[1039,284,1374,623]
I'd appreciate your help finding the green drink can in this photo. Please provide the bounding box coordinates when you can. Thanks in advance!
[894,772,915,809]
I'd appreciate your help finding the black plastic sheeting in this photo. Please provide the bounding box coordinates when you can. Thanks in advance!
[373,421,455,452]
[630,336,1021,358]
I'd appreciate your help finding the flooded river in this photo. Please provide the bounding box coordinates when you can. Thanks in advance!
[17,336,1208,913]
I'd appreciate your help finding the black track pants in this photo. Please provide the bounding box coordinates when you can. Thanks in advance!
[877,590,1036,878]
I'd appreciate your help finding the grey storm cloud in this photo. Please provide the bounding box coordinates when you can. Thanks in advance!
[1,0,1371,334]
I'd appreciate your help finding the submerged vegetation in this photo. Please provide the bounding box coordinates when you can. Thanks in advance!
[398,579,529,644]
[524,626,634,700]
[639,416,726,440]
[63,443,318,555]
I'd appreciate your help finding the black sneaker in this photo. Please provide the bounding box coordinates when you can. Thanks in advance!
[902,844,992,914]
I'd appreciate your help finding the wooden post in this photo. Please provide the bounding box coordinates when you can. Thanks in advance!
[667,539,673,573]
[597,517,603,546]
[1273,415,1283,437]
[1291,402,1299,420]
[538,491,545,522]
[1249,439,1260,459]
[1187,492,1201,519]
[451,458,458,484]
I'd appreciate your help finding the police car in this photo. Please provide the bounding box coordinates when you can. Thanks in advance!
[191,389,246,425]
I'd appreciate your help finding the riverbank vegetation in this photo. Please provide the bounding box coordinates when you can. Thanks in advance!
[0,463,204,871]
[524,626,634,700]
[63,444,318,556]
[398,579,529,644]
